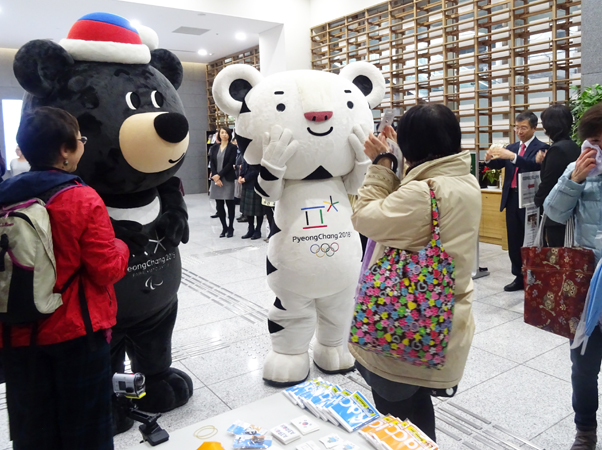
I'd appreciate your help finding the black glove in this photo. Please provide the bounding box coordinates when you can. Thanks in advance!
[156,210,189,247]
[112,220,149,254]
[156,177,189,247]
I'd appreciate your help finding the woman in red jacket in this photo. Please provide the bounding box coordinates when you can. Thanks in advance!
[0,107,129,450]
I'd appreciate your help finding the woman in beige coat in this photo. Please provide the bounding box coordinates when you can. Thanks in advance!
[350,103,481,441]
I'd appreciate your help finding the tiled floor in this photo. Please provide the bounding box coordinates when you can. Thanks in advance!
[0,193,599,449]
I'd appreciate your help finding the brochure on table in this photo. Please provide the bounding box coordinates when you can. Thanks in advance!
[126,383,435,450]
[127,392,369,450]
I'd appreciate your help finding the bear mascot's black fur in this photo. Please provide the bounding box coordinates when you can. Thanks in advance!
[13,12,193,434]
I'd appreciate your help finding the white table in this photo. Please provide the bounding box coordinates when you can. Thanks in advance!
[128,393,368,450]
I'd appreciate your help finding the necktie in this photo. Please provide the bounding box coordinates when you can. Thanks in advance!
[511,143,526,188]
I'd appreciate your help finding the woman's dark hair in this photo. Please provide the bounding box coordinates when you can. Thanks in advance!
[515,111,538,129]
[578,103,602,142]
[16,106,79,169]
[216,126,232,143]
[541,104,573,142]
[396,103,461,167]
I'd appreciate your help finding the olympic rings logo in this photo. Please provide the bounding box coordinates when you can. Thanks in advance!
[310,242,339,258]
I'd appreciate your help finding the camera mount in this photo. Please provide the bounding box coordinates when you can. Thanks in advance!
[113,373,169,446]
[115,395,170,446]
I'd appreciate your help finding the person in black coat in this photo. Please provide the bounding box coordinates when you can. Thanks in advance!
[534,105,580,247]
[234,143,248,223]
[209,127,238,237]
[239,160,264,239]
[485,111,548,291]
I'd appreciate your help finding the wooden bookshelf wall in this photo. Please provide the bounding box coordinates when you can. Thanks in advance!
[311,0,581,157]
[206,46,260,130]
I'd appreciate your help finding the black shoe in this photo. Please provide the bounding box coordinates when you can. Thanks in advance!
[241,229,254,239]
[251,231,262,240]
[504,279,524,292]
[219,229,227,238]
[211,213,219,218]
[237,216,248,223]
[571,428,597,450]
[227,227,234,238]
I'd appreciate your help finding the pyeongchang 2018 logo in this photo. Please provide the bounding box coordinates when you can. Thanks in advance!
[127,251,177,275]
[300,196,339,230]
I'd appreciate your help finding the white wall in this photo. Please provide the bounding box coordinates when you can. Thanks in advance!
[259,25,287,76]
[122,0,312,71]
[0,49,25,169]
[309,0,385,27]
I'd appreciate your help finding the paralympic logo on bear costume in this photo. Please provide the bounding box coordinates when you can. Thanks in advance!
[213,62,385,385]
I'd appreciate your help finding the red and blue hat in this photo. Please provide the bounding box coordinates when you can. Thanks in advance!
[60,12,152,64]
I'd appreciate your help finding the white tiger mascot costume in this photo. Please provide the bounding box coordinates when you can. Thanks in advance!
[213,62,385,385]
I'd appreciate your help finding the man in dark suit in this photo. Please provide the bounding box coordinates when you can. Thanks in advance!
[485,111,549,291]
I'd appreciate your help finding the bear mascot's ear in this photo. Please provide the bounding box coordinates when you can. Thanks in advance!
[339,61,386,109]
[212,64,264,117]
[150,49,184,90]
[13,39,74,98]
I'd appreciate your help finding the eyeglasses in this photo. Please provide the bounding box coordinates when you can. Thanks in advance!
[513,126,532,132]
[78,136,88,145]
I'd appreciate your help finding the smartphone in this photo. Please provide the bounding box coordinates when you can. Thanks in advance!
[378,109,396,133]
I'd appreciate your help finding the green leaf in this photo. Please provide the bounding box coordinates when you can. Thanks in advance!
[571,83,602,146]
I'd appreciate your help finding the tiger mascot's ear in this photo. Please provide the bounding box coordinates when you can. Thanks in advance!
[212,64,264,117]
[339,61,386,109]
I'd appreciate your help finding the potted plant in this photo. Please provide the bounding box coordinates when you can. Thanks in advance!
[481,167,502,188]
[570,84,602,144]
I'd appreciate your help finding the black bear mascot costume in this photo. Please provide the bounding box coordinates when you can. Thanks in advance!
[13,12,193,433]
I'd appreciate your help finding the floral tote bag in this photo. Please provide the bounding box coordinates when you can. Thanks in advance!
[349,189,455,369]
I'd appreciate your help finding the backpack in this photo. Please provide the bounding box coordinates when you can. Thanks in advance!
[0,182,81,326]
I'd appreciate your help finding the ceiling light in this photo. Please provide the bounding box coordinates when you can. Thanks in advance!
[130,20,141,29]
[198,49,208,56]
[235,32,247,41]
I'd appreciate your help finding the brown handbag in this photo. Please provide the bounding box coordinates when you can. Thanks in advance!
[521,216,595,339]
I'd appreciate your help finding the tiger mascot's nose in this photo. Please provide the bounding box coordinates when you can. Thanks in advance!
[304,111,333,122]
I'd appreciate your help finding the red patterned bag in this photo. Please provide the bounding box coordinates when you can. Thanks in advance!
[521,217,595,339]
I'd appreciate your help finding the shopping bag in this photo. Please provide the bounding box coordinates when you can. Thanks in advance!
[521,216,595,339]
[349,189,455,369]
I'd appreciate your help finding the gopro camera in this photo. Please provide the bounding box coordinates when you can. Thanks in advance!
[113,373,146,399]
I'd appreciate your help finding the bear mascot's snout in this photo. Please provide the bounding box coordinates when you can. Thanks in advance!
[119,111,189,173]
[154,112,189,143]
